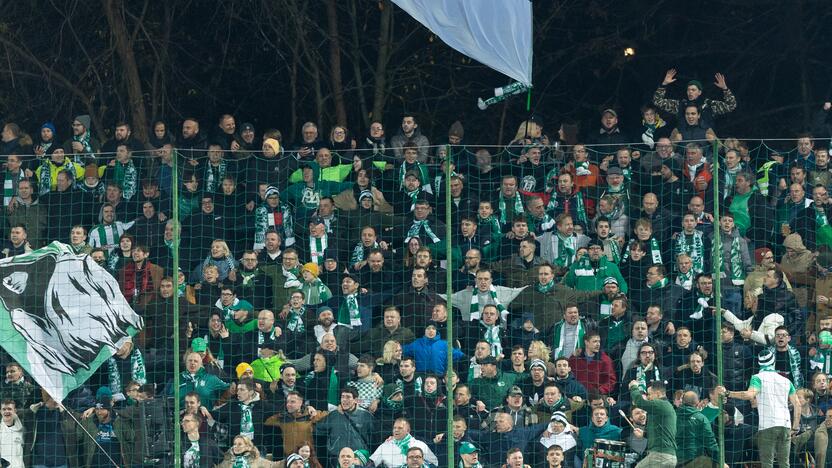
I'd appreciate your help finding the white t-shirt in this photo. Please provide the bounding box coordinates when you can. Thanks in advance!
[750,369,795,430]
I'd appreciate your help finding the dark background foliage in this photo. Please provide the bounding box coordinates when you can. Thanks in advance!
[0,0,829,147]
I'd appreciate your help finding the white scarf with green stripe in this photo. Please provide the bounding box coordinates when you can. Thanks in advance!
[309,234,328,266]
[470,286,507,321]
[551,319,585,358]
[481,321,503,357]
[675,231,705,274]
[552,232,577,267]
[498,192,524,225]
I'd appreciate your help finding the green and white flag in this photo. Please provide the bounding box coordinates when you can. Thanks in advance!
[0,242,144,403]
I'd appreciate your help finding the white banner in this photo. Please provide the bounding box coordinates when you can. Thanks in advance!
[391,0,533,86]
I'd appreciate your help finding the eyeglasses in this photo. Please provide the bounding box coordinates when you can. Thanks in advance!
[640,350,655,355]
[775,333,790,338]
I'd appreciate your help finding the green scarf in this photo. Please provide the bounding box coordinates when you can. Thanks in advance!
[816,206,832,248]
[239,401,254,439]
[536,279,555,294]
[399,161,427,189]
[2,171,23,207]
[553,232,576,267]
[481,322,503,357]
[469,285,506,321]
[327,367,340,407]
[204,160,227,193]
[726,235,745,285]
[338,293,362,328]
[107,347,146,395]
[73,130,93,156]
[621,237,661,264]
[551,319,586,358]
[177,282,187,298]
[309,234,328,266]
[394,433,414,456]
[406,219,440,244]
[183,440,201,468]
[675,231,704,274]
[232,455,251,468]
[351,241,379,265]
[648,277,669,289]
[39,157,76,195]
[113,159,138,200]
[675,269,694,290]
[286,307,306,332]
[498,192,524,225]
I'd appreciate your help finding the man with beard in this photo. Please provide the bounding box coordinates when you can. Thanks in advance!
[101,121,141,155]
[231,250,274,310]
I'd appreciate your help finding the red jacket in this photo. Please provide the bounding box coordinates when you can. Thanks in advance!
[568,351,618,396]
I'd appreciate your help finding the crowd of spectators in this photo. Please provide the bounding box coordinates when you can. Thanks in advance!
[2,69,832,467]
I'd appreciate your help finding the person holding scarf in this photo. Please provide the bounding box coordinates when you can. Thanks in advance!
[544,305,586,359]
[539,214,590,272]
[495,174,525,231]
[708,212,752,314]
[103,143,139,200]
[465,304,506,359]
[214,379,278,455]
[332,273,371,332]
[63,114,100,160]
[369,418,439,467]
[396,142,430,191]
[254,186,296,250]
[673,213,710,276]
[203,143,231,194]
[446,268,525,322]
[35,146,83,196]
[297,216,334,268]
[621,218,664,266]
[592,217,622,264]
[392,170,436,217]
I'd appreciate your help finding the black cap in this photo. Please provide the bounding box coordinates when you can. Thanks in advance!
[479,355,498,365]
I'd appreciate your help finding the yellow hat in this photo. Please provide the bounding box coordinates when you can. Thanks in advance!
[236,362,254,379]
[263,138,280,155]
[302,262,319,278]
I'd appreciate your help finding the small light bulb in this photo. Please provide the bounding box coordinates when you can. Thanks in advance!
[624,47,636,57]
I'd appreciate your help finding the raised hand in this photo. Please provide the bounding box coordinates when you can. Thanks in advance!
[662,69,677,86]
[714,73,728,90]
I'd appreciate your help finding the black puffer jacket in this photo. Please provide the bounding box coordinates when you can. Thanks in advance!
[721,339,753,391]
[753,281,803,340]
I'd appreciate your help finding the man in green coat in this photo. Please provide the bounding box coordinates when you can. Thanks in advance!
[174,351,230,409]
[469,355,522,409]
[675,390,722,467]
[563,241,628,292]
[629,379,677,467]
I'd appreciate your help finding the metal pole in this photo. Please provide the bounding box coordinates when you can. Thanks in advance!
[172,149,182,467]
[712,140,725,468]
[445,144,455,467]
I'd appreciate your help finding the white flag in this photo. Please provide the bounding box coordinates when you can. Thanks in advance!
[391,0,532,86]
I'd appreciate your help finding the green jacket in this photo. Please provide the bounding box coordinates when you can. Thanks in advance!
[563,256,628,293]
[20,403,81,468]
[630,386,677,456]
[675,405,719,464]
[176,367,230,409]
[469,370,521,409]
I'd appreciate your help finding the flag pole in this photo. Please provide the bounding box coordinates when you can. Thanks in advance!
[63,406,122,467]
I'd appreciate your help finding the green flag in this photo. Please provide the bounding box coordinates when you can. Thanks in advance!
[0,242,144,403]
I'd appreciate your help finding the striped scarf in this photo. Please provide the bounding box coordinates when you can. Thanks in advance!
[602,236,622,264]
[470,285,506,321]
[499,192,524,226]
[286,307,306,332]
[107,347,146,395]
[183,440,201,468]
[725,235,745,285]
[675,269,694,290]
[551,319,585,358]
[552,232,576,268]
[481,321,503,357]
[351,241,378,265]
[338,293,362,328]
[406,220,440,244]
[621,237,662,264]
[92,222,129,253]
[282,266,301,289]
[309,234,328,266]
[239,401,254,440]
[675,231,705,274]
[2,171,22,207]
[204,160,227,193]
[394,434,414,455]
[113,159,138,200]
[38,158,76,195]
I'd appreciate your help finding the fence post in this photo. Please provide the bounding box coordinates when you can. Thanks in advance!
[712,139,726,468]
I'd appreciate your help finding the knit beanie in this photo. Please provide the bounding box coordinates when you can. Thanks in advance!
[758,349,775,368]
[302,262,319,278]
[74,114,91,130]
[448,120,464,139]
[41,121,57,134]
[754,247,772,265]
[236,362,254,379]
[687,80,703,91]
[263,138,280,154]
